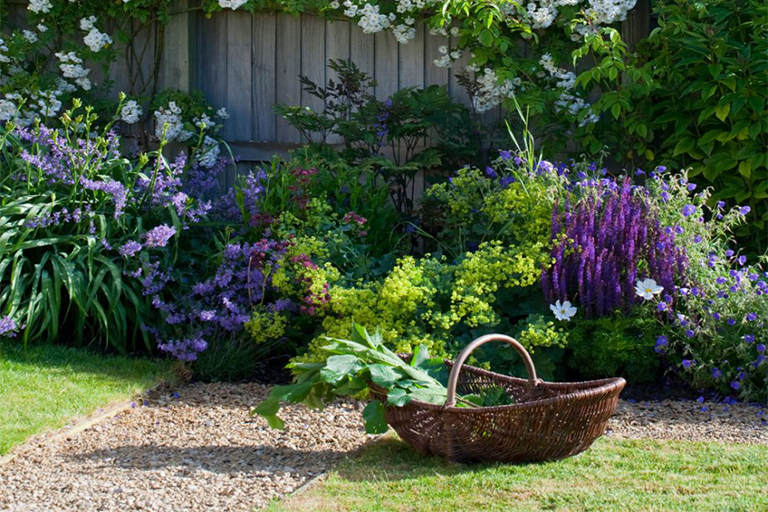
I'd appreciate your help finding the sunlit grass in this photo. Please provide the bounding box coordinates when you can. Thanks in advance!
[271,434,768,511]
[0,342,168,455]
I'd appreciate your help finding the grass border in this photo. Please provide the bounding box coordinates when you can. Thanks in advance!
[0,380,171,466]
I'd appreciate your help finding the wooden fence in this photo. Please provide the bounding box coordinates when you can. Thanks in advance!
[2,0,651,178]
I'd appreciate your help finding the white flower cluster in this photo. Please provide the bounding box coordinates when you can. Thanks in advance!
[80,16,112,53]
[433,45,462,68]
[346,3,395,34]
[216,107,229,119]
[35,89,62,117]
[0,38,10,64]
[55,52,91,91]
[218,0,248,9]
[0,97,17,122]
[153,101,193,142]
[120,100,143,124]
[587,0,636,25]
[509,0,634,32]
[23,30,38,43]
[197,135,220,168]
[194,113,213,129]
[393,24,416,44]
[396,0,427,12]
[523,0,578,30]
[0,89,63,126]
[28,0,52,14]
[472,68,521,113]
[539,53,598,126]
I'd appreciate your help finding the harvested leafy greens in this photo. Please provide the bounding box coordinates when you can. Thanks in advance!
[253,324,516,434]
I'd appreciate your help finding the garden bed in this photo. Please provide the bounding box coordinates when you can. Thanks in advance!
[0,381,764,511]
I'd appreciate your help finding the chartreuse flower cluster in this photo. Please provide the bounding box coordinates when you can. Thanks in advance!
[426,156,562,259]
[292,238,559,364]
[446,241,543,328]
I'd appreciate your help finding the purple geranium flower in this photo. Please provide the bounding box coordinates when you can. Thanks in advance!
[682,204,696,217]
[0,315,17,337]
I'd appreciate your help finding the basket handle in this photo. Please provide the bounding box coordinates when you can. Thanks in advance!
[445,334,539,407]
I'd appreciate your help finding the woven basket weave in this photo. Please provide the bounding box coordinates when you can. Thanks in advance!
[372,334,626,463]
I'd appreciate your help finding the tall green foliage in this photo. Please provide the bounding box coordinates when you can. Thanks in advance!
[577,0,768,252]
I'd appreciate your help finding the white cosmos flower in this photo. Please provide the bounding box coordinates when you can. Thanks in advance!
[550,300,577,321]
[635,278,663,300]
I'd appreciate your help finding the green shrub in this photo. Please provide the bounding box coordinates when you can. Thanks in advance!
[577,0,768,253]
[568,316,661,383]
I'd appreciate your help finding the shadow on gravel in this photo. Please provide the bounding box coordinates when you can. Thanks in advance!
[73,444,349,474]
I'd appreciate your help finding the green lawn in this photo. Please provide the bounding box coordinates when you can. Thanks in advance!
[0,341,168,455]
[271,435,768,512]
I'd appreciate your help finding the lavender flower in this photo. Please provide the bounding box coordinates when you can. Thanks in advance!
[0,316,17,337]
[118,241,142,258]
[143,225,176,248]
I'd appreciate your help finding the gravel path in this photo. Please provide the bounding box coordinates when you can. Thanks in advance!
[0,384,765,511]
[0,382,371,512]
[607,396,767,444]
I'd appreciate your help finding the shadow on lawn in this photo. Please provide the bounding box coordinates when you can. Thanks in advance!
[331,436,504,482]
[73,444,350,475]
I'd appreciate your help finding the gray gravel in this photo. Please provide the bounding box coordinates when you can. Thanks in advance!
[607,397,767,444]
[0,382,371,512]
[0,384,765,512]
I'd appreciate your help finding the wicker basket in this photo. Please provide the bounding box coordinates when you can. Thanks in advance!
[372,334,626,463]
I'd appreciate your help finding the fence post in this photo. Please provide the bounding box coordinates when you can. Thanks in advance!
[621,0,652,52]
[160,0,196,92]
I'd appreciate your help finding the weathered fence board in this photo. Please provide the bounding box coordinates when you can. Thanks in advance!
[374,30,399,100]
[274,13,302,144]
[252,13,277,142]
